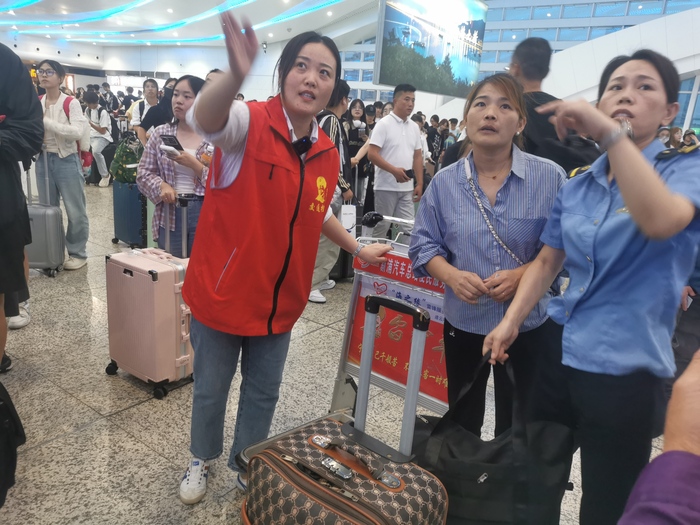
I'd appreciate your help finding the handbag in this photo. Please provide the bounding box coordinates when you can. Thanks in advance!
[0,382,26,509]
[412,354,574,525]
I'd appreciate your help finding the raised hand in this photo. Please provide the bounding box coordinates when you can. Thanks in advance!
[220,12,259,82]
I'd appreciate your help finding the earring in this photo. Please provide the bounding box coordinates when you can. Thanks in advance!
[516,131,521,136]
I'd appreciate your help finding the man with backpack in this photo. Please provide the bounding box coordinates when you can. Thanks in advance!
[84,91,114,188]
[100,82,120,113]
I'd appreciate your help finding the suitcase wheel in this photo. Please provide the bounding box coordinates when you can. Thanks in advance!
[111,238,119,245]
[153,386,168,400]
[105,361,118,375]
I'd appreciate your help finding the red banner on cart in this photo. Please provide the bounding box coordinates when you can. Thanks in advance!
[353,253,446,295]
[347,275,449,403]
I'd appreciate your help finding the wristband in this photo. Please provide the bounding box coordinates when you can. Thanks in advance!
[352,243,364,257]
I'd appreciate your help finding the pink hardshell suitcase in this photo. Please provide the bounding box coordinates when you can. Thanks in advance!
[104,199,193,398]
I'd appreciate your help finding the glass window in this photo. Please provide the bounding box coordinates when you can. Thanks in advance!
[675,92,691,127]
[362,70,374,82]
[563,4,592,17]
[529,28,557,40]
[380,91,394,103]
[533,5,561,19]
[484,30,500,42]
[504,7,530,20]
[589,26,623,38]
[594,2,629,16]
[481,51,497,63]
[486,8,503,21]
[363,52,375,62]
[629,1,664,15]
[666,0,700,14]
[502,29,527,42]
[343,70,360,81]
[348,89,358,101]
[558,27,588,41]
[344,51,361,62]
[477,71,489,83]
[360,90,376,101]
[498,51,513,64]
[363,37,376,45]
[680,78,695,91]
[689,97,700,128]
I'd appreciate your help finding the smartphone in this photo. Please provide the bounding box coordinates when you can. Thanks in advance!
[159,144,181,156]
[404,169,415,179]
[160,134,183,151]
[687,295,694,309]
[358,129,367,139]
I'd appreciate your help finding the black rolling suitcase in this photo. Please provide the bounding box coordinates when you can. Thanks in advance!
[85,142,117,185]
[241,295,449,525]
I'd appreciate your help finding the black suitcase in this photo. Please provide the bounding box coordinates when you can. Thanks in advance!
[86,143,117,185]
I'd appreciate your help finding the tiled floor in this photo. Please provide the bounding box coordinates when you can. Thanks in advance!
[0,181,661,524]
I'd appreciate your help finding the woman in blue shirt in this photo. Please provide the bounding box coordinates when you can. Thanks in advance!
[485,50,700,525]
[409,73,565,437]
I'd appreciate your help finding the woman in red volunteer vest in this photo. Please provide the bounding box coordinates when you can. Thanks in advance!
[178,13,391,505]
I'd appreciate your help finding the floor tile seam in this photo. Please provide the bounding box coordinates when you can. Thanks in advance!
[18,415,108,454]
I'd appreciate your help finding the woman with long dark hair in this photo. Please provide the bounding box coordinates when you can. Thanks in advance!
[177,13,390,505]
[344,98,369,202]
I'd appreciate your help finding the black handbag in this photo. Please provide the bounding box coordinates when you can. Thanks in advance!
[412,354,574,525]
[0,381,25,509]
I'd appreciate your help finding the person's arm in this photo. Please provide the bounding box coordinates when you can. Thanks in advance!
[368,145,410,183]
[412,148,423,199]
[351,139,370,166]
[321,215,391,264]
[483,245,565,364]
[136,128,175,205]
[538,99,695,239]
[136,126,148,147]
[44,98,86,141]
[88,110,109,135]
[0,48,44,163]
[194,14,258,134]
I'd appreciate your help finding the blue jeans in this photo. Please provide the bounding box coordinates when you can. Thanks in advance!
[189,317,291,472]
[157,198,202,258]
[35,152,89,259]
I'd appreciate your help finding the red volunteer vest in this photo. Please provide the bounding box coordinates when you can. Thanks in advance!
[182,96,339,336]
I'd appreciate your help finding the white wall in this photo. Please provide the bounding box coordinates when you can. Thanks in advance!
[3,32,105,69]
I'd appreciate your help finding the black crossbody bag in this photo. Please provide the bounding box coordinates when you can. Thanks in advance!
[0,382,25,508]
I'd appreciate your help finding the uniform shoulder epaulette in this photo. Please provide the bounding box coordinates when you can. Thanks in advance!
[567,165,591,179]
[656,144,700,160]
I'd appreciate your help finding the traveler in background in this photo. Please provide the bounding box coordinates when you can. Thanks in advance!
[138,77,177,134]
[121,86,138,113]
[131,78,159,146]
[410,73,565,438]
[344,98,370,203]
[178,14,390,505]
[36,59,90,271]
[657,126,670,144]
[441,100,473,169]
[136,75,209,258]
[619,349,700,524]
[381,102,393,118]
[484,49,700,525]
[410,113,431,171]
[100,82,120,112]
[235,93,244,101]
[365,103,377,132]
[666,126,683,149]
[426,114,441,164]
[205,69,223,82]
[0,43,44,373]
[683,128,699,147]
[368,84,424,239]
[373,100,384,120]
[84,91,113,188]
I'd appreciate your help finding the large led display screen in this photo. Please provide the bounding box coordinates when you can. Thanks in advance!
[375,0,487,97]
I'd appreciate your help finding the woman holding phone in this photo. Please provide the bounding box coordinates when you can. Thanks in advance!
[136,75,211,256]
[177,13,390,504]
[344,98,369,202]
[484,50,700,524]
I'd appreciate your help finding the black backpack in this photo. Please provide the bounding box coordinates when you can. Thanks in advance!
[0,382,25,509]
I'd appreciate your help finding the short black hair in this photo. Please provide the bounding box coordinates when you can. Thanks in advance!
[143,78,158,89]
[83,91,99,104]
[393,84,416,100]
[449,118,458,125]
[597,49,679,104]
[208,68,222,75]
[410,114,423,124]
[512,37,552,82]
[430,114,439,123]
[37,59,66,80]
[328,79,350,108]
[102,82,110,88]
[374,101,384,110]
[126,86,134,93]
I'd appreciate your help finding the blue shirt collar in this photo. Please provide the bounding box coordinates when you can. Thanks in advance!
[590,139,666,184]
[466,143,527,181]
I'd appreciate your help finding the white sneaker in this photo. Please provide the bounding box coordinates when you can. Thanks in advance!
[317,279,336,291]
[235,472,247,492]
[179,458,209,505]
[64,257,87,270]
[308,290,327,303]
[98,176,110,188]
[7,304,30,330]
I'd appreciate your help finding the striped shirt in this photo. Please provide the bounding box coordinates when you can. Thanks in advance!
[409,145,565,335]
[136,122,211,240]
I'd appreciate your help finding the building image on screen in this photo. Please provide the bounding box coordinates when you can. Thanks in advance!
[375,0,487,97]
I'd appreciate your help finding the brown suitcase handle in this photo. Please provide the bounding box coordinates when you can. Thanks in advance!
[328,437,387,480]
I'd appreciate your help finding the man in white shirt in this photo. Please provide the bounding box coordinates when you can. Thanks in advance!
[130,78,159,146]
[84,91,113,187]
[368,84,423,239]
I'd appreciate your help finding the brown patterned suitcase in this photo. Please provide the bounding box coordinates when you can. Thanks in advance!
[243,295,448,525]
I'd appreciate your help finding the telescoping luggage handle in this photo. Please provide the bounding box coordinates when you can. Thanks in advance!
[163,195,190,258]
[345,294,430,463]
[26,147,52,206]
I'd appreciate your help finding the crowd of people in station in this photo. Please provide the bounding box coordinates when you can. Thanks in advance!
[2,12,700,523]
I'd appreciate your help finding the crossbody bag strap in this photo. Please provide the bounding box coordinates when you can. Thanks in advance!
[463,158,524,266]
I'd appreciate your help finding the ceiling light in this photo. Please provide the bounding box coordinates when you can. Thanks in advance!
[327,11,332,16]
[45,35,51,38]
[173,32,178,36]
[93,42,97,45]
[8,10,14,15]
[100,34,105,38]
[283,0,289,3]
[512,35,516,39]
[177,42,181,46]
[546,13,551,17]
[167,8,173,13]
[638,4,643,8]
[116,20,123,25]
[11,25,17,30]
[75,24,79,27]
[67,35,72,39]
[146,42,151,46]
[268,33,273,37]
[130,34,135,37]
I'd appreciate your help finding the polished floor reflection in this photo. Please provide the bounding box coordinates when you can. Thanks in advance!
[0,181,661,524]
